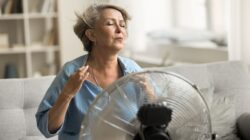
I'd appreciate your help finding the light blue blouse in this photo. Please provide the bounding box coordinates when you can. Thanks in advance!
[35,54,142,140]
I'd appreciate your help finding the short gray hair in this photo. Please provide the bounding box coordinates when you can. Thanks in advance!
[73,4,131,53]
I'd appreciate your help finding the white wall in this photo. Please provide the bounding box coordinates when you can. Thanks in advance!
[208,0,228,33]
[241,0,250,66]
[174,0,207,30]
[228,0,250,66]
[125,0,146,52]
[58,0,87,66]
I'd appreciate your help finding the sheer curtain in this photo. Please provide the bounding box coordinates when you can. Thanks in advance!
[228,0,250,67]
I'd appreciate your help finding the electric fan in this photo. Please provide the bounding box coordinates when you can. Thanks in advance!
[79,71,214,140]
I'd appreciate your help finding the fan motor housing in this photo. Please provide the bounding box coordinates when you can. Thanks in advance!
[134,104,172,140]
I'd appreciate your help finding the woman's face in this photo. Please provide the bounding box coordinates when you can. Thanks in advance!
[93,8,127,52]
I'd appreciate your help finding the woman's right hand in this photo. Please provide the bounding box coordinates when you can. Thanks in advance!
[48,65,89,133]
[61,65,89,98]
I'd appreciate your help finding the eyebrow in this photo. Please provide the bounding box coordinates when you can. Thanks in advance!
[104,18,125,22]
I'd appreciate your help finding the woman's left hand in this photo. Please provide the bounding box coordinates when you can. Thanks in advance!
[133,75,156,102]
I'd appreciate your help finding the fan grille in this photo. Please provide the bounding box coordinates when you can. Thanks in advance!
[80,71,212,140]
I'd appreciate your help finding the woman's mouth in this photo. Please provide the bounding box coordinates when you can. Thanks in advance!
[115,37,124,42]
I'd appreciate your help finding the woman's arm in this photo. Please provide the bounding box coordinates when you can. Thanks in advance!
[48,65,89,133]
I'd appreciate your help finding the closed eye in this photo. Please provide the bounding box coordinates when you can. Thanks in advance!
[106,21,114,26]
[120,24,126,28]
[105,19,127,28]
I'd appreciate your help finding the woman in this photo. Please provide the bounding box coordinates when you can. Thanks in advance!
[36,4,142,140]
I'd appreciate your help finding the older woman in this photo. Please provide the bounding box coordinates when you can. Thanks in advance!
[36,4,141,140]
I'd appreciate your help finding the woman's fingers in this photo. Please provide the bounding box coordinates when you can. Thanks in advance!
[138,78,156,102]
[79,65,89,71]
[63,65,90,96]
[80,72,89,80]
[133,75,146,82]
[78,65,89,75]
[139,80,147,88]
[77,65,89,80]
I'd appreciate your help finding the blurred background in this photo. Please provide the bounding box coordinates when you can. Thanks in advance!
[0,0,249,79]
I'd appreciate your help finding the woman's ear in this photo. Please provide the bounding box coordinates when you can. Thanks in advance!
[85,29,96,42]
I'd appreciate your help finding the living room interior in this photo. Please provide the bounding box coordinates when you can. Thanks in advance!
[0,0,250,140]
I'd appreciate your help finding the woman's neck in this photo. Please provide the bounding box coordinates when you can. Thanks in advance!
[86,49,122,89]
[88,51,118,70]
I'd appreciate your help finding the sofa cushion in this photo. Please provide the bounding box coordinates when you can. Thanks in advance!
[208,61,250,92]
[210,94,236,138]
[25,108,42,136]
[0,79,26,140]
[157,64,215,110]
[216,89,250,117]
[23,76,55,136]
[0,79,24,109]
[156,61,250,139]
[199,86,214,109]
[159,61,250,114]
[208,62,250,116]
[162,64,213,90]
[0,76,55,140]
[24,76,55,109]
[0,109,26,140]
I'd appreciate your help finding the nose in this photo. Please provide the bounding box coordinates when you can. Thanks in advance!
[115,24,122,33]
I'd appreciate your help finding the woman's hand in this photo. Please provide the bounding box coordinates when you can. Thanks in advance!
[61,65,89,98]
[48,66,89,133]
[139,80,155,100]
[133,74,156,102]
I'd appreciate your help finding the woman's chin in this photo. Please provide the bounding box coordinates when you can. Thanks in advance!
[112,44,124,51]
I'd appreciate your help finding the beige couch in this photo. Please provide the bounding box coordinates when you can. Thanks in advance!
[162,61,250,139]
[0,61,249,140]
[0,76,57,140]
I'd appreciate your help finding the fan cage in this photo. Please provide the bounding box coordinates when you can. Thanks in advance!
[80,70,213,140]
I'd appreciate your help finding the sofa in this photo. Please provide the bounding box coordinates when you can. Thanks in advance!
[0,61,249,140]
[0,76,57,140]
[162,61,250,140]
